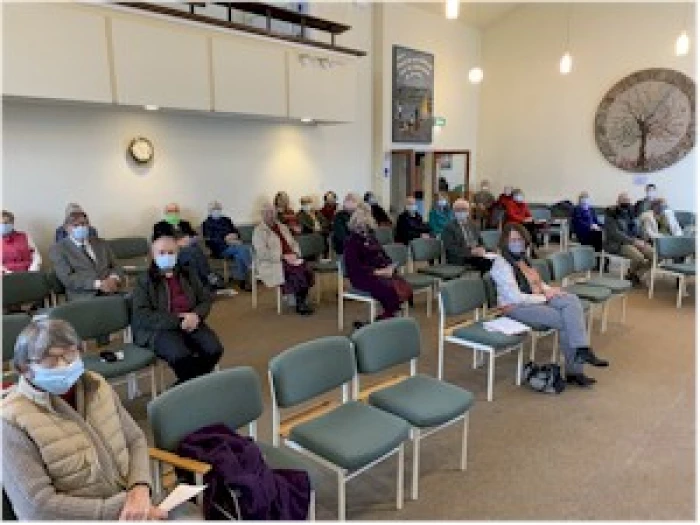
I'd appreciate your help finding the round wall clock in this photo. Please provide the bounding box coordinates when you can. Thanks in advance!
[128,137,154,164]
[594,68,695,173]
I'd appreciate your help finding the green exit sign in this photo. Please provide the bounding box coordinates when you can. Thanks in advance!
[434,116,447,127]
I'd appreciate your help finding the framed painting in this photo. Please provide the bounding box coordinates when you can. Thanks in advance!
[392,45,434,144]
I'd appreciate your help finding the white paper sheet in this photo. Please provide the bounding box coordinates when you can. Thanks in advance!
[482,317,531,335]
[158,484,207,512]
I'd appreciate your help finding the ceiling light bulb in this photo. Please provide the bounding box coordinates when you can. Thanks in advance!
[144,104,159,111]
[446,0,459,20]
[468,67,484,84]
[676,31,690,56]
[301,117,313,124]
[559,52,573,75]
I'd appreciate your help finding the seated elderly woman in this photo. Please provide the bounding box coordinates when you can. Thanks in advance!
[2,319,166,520]
[2,209,42,274]
[343,203,412,326]
[131,234,223,384]
[489,223,609,387]
[253,203,315,315]
[274,191,302,236]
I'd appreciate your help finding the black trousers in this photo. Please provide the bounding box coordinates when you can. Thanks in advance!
[465,256,494,275]
[579,230,604,252]
[153,324,223,382]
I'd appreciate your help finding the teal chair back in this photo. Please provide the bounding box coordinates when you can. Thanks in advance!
[480,229,500,251]
[375,226,395,245]
[530,258,553,283]
[351,317,421,374]
[297,233,326,260]
[546,251,574,282]
[148,367,263,452]
[2,272,50,309]
[675,211,696,229]
[482,276,498,309]
[569,245,596,273]
[237,224,255,244]
[269,336,355,408]
[48,295,129,340]
[439,277,486,316]
[409,237,442,263]
[45,271,66,296]
[656,235,695,259]
[382,243,409,269]
[3,313,31,364]
[106,237,149,259]
[530,207,552,222]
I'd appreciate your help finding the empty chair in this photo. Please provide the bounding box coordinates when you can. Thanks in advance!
[48,295,157,399]
[2,313,31,390]
[298,232,337,303]
[269,336,410,520]
[375,225,395,245]
[438,277,526,401]
[236,224,256,244]
[106,236,150,286]
[382,243,436,317]
[2,272,51,314]
[148,367,317,518]
[675,211,696,232]
[409,237,467,281]
[352,318,474,500]
[649,235,696,308]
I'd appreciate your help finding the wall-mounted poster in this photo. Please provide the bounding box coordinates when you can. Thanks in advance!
[393,45,434,144]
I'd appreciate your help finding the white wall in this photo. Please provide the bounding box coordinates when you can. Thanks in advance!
[2,2,373,257]
[478,2,696,211]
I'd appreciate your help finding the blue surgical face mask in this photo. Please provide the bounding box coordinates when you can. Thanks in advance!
[580,198,590,208]
[29,358,84,395]
[508,240,526,254]
[438,199,448,207]
[406,204,417,214]
[1,223,14,236]
[155,253,178,271]
[455,211,469,222]
[71,225,90,241]
[210,210,223,220]
[513,194,524,203]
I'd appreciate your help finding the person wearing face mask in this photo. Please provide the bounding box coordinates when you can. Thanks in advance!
[441,199,494,274]
[571,192,604,252]
[634,183,657,217]
[2,319,167,520]
[49,211,123,301]
[489,223,608,387]
[201,201,252,291]
[332,193,360,255]
[55,203,98,242]
[395,196,431,245]
[428,193,454,237]
[320,191,338,225]
[296,196,323,235]
[604,192,654,285]
[131,235,223,384]
[2,210,41,274]
[363,191,393,227]
[473,180,496,229]
[639,198,683,241]
[502,188,544,252]
[153,202,198,240]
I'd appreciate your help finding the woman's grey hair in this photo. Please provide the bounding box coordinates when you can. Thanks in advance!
[348,202,377,233]
[13,319,81,372]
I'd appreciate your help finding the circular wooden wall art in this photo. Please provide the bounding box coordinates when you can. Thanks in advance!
[594,68,695,173]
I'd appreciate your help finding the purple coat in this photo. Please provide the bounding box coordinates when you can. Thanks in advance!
[177,424,310,520]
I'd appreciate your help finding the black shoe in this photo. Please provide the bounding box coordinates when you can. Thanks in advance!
[236,280,252,292]
[407,296,415,308]
[575,348,609,367]
[296,301,314,316]
[625,271,641,286]
[566,373,597,387]
[352,321,368,330]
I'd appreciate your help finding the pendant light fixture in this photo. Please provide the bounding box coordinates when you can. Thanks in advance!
[559,4,573,75]
[446,0,459,20]
[675,3,691,56]
[468,3,483,84]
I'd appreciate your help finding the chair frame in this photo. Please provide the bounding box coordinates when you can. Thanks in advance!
[648,237,696,308]
[384,243,434,318]
[250,247,282,315]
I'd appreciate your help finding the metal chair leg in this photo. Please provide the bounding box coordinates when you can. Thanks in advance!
[461,413,469,471]
[396,443,405,510]
[411,429,420,500]
[487,351,495,402]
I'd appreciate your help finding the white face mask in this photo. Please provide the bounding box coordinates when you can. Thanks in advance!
[513,194,524,203]
[301,204,311,213]
[438,199,448,207]
[406,204,417,213]
[455,211,469,222]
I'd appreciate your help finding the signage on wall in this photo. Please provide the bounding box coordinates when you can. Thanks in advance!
[434,116,446,127]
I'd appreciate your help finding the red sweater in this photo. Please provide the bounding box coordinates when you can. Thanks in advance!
[2,231,32,272]
[503,199,532,224]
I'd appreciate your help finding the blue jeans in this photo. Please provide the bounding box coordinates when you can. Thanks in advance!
[221,244,252,280]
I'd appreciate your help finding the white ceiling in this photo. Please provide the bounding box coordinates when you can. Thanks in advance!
[411,2,520,28]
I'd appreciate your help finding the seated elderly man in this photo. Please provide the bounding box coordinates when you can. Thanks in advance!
[441,198,494,274]
[332,193,360,255]
[639,198,683,241]
[2,210,42,274]
[2,319,166,520]
[252,202,315,315]
[395,195,431,245]
[49,211,123,301]
[201,201,252,291]
[55,203,99,242]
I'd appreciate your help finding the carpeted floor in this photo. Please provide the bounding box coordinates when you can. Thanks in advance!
[125,269,696,520]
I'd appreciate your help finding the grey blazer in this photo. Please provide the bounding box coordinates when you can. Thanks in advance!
[49,238,124,301]
[442,219,483,265]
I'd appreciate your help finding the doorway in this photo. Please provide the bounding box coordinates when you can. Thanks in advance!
[432,150,471,201]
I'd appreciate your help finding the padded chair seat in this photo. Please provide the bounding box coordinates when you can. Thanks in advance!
[403,274,437,290]
[451,322,527,349]
[345,288,373,299]
[564,284,612,303]
[258,441,322,488]
[585,276,632,292]
[660,262,696,275]
[83,344,156,379]
[515,319,555,333]
[289,401,410,471]
[418,265,466,280]
[311,260,338,273]
[368,374,474,428]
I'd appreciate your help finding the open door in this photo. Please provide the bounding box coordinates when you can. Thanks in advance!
[432,150,470,202]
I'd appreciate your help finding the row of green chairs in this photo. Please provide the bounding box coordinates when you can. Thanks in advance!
[2,270,65,313]
[648,235,696,308]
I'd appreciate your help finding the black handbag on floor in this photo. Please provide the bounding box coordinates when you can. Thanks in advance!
[523,361,566,394]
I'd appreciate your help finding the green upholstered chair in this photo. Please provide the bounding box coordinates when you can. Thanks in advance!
[236,224,255,245]
[649,235,696,308]
[269,336,410,521]
[2,272,52,314]
[45,270,66,306]
[375,226,395,246]
[480,229,501,252]
[48,295,157,400]
[438,277,526,402]
[351,318,474,500]
[298,232,337,304]
[675,211,696,231]
[382,243,436,317]
[409,237,467,281]
[336,256,409,331]
[2,313,31,390]
[106,237,150,281]
[148,367,318,517]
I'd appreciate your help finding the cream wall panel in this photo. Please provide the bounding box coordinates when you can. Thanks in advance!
[111,18,210,110]
[2,3,112,103]
[212,37,287,117]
